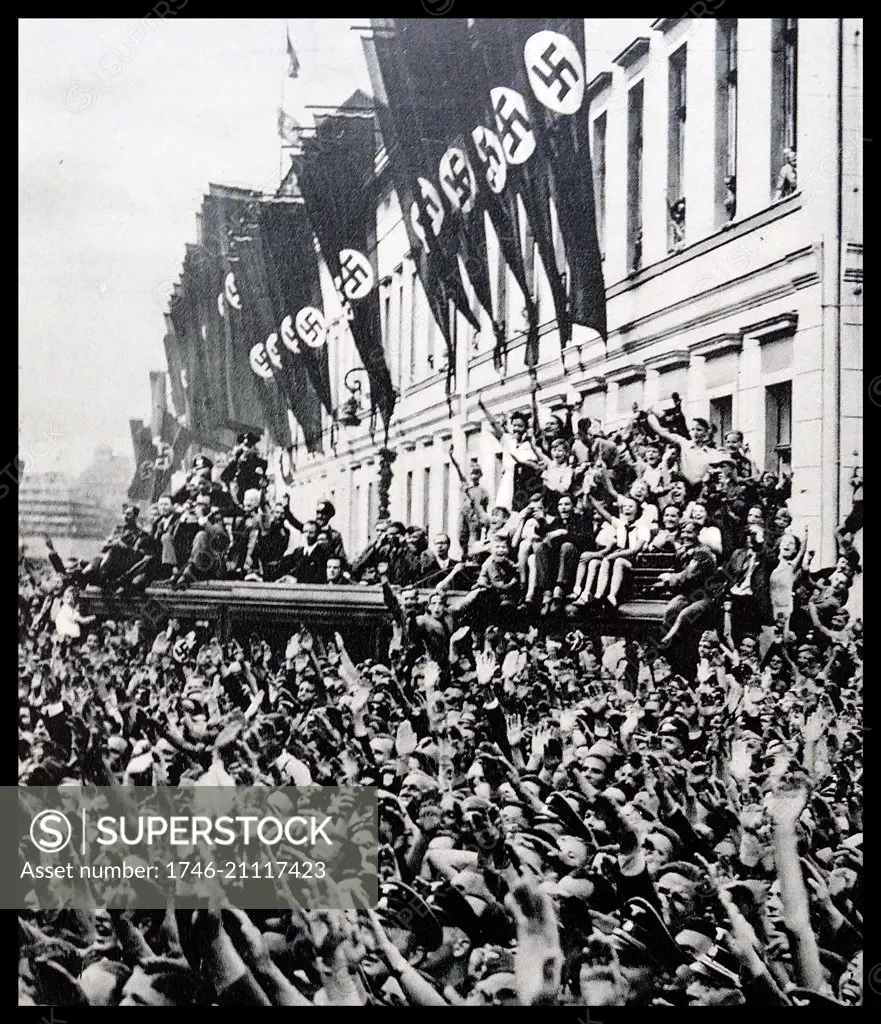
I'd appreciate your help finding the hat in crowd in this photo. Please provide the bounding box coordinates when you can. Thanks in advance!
[587,739,617,763]
[611,898,683,969]
[238,431,261,445]
[377,881,443,950]
[659,716,689,745]
[675,927,742,989]
[192,454,214,471]
[316,500,336,518]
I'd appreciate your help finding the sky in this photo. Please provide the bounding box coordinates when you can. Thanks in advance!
[19,17,647,477]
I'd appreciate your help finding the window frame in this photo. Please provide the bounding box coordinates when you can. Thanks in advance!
[626,80,645,272]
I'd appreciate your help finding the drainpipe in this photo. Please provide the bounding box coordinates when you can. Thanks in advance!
[820,19,843,564]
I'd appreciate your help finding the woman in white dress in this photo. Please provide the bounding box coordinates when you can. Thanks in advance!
[478,397,542,513]
[770,526,809,631]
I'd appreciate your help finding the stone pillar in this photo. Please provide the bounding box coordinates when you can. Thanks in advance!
[603,70,628,283]
[736,19,773,219]
[682,19,716,243]
[641,43,668,266]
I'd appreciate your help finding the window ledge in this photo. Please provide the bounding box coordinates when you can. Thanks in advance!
[606,192,803,298]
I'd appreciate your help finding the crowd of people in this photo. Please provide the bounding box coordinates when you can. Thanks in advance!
[18,394,864,1007]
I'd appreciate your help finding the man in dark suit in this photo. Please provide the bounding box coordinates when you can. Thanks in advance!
[325,556,351,585]
[654,520,718,643]
[281,520,328,584]
[251,500,296,582]
[724,524,775,645]
[287,498,347,566]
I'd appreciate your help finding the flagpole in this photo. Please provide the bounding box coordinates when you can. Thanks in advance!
[279,19,286,187]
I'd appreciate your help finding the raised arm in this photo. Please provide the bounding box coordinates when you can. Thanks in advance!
[646,412,685,448]
[478,393,506,443]
[447,442,467,486]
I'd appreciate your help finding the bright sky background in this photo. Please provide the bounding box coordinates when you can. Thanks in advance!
[19,17,647,476]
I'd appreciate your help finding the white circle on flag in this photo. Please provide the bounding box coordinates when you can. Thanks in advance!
[490,87,536,165]
[524,31,585,115]
[280,314,301,353]
[471,126,507,194]
[266,332,283,368]
[295,306,328,348]
[249,342,273,379]
[336,249,375,301]
[217,292,225,317]
[225,271,242,310]
[439,148,476,214]
[154,442,173,471]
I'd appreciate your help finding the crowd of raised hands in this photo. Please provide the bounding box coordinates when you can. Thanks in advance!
[19,540,863,1005]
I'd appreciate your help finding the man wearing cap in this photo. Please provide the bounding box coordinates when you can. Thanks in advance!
[220,432,267,503]
[454,455,491,558]
[286,498,347,565]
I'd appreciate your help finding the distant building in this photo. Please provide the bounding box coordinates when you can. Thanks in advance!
[76,444,132,511]
[19,470,117,542]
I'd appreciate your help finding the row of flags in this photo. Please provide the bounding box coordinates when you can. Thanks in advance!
[159,19,606,463]
[362,18,606,386]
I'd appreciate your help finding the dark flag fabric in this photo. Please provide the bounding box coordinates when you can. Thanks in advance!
[392,20,495,335]
[127,419,158,503]
[234,208,325,454]
[296,106,396,429]
[363,25,479,398]
[260,198,334,418]
[462,28,540,373]
[517,19,606,343]
[152,411,193,498]
[162,317,189,424]
[469,18,571,361]
[205,186,291,445]
[167,276,215,441]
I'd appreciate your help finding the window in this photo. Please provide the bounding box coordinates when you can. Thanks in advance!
[765,381,792,477]
[667,46,687,251]
[626,81,644,272]
[709,395,733,443]
[353,484,361,547]
[442,462,451,535]
[409,271,421,384]
[426,298,437,375]
[382,293,391,349]
[406,469,414,525]
[592,112,607,257]
[715,19,738,224]
[770,18,798,195]
[367,480,378,537]
[395,268,405,387]
[422,466,431,531]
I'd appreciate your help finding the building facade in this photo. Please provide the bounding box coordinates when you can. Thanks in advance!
[274,17,862,568]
